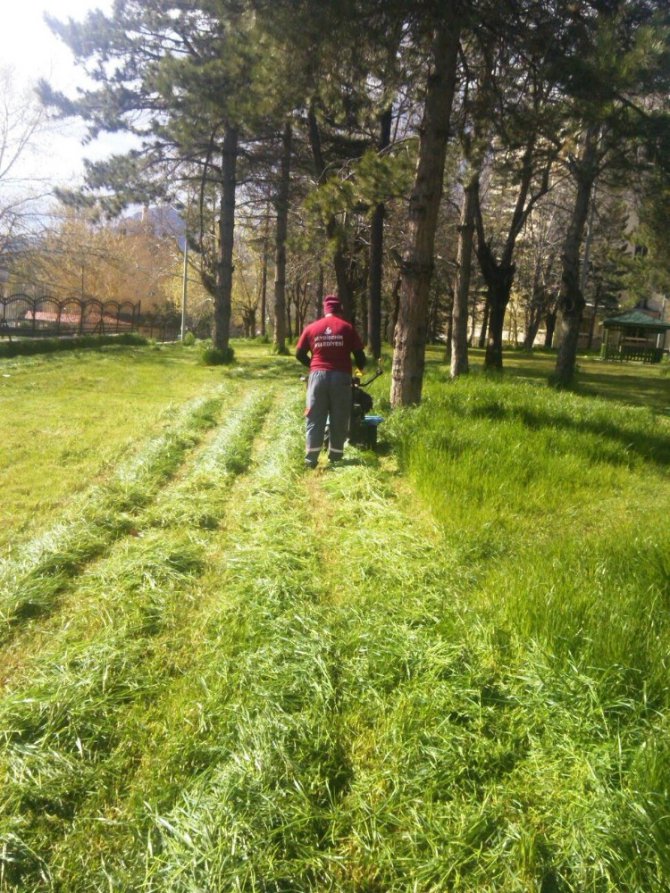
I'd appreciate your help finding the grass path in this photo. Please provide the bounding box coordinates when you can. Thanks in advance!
[1,348,669,891]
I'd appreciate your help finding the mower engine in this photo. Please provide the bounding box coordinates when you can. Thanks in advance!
[348,370,384,450]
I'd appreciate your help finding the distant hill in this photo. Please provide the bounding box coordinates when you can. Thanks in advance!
[125,205,186,250]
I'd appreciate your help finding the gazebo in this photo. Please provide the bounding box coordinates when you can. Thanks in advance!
[601,309,670,364]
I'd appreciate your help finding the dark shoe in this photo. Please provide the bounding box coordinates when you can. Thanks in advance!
[304,458,317,469]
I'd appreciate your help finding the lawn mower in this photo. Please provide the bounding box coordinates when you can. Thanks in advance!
[347,367,384,450]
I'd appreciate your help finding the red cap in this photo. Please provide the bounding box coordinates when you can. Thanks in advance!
[323,295,342,314]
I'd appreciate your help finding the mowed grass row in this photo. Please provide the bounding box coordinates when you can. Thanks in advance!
[0,392,309,891]
[0,344,232,552]
[0,386,279,890]
[0,386,228,641]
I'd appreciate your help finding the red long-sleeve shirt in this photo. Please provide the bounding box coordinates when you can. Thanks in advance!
[296,315,365,373]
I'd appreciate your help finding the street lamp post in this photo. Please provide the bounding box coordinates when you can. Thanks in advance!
[180,236,188,341]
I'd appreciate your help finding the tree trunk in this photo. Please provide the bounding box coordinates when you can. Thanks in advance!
[468,298,477,345]
[273,119,291,354]
[367,107,392,359]
[478,298,489,348]
[522,262,544,349]
[390,15,461,407]
[388,275,401,344]
[443,302,453,363]
[474,135,552,370]
[308,109,355,319]
[315,265,324,319]
[331,225,354,319]
[586,288,601,350]
[554,125,600,387]
[523,308,543,350]
[483,265,515,369]
[451,174,477,377]
[260,202,270,337]
[212,126,237,354]
[544,310,557,348]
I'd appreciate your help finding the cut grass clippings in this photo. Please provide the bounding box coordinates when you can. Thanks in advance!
[0,389,226,640]
[0,385,283,889]
[0,343,232,552]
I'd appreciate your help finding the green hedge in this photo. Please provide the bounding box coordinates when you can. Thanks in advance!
[200,345,235,365]
[0,333,148,359]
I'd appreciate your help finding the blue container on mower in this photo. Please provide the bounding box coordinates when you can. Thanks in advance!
[349,370,384,450]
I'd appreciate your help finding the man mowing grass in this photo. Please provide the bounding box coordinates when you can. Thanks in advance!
[296,294,367,468]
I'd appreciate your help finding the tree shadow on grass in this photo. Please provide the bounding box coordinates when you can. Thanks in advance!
[468,401,670,470]
[575,368,670,416]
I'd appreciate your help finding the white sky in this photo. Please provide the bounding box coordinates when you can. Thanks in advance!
[1,0,133,193]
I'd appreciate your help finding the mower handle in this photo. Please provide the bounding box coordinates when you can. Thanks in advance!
[300,367,382,387]
[358,367,383,388]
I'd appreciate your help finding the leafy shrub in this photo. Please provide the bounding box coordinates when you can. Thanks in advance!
[182,331,196,346]
[200,346,235,365]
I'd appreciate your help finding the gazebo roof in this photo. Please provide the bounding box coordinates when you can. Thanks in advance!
[602,309,670,331]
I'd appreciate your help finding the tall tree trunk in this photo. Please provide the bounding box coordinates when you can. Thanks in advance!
[368,107,392,359]
[315,265,324,319]
[523,304,543,350]
[330,221,354,319]
[554,125,600,387]
[544,310,557,348]
[522,261,544,349]
[478,299,489,348]
[260,202,270,338]
[390,14,461,407]
[212,126,237,353]
[273,119,291,354]
[308,109,354,319]
[444,300,453,363]
[474,136,553,370]
[388,275,401,344]
[483,264,515,369]
[523,316,540,350]
[451,174,478,377]
[586,288,601,350]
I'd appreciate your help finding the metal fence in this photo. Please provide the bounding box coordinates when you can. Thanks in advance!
[601,342,665,364]
[0,294,141,338]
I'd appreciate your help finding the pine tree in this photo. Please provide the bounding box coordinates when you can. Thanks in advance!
[41,0,268,354]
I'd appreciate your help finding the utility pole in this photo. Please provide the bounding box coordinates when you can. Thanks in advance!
[180,236,188,341]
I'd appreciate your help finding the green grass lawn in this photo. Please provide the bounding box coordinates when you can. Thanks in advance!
[1,340,669,891]
[419,344,670,414]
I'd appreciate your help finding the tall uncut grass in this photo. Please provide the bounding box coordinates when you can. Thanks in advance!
[386,375,670,704]
[1,342,669,891]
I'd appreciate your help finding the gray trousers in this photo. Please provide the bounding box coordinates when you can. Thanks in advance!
[305,370,351,461]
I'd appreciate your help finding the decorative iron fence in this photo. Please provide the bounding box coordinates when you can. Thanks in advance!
[0,294,142,338]
[136,312,180,342]
[601,342,664,364]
